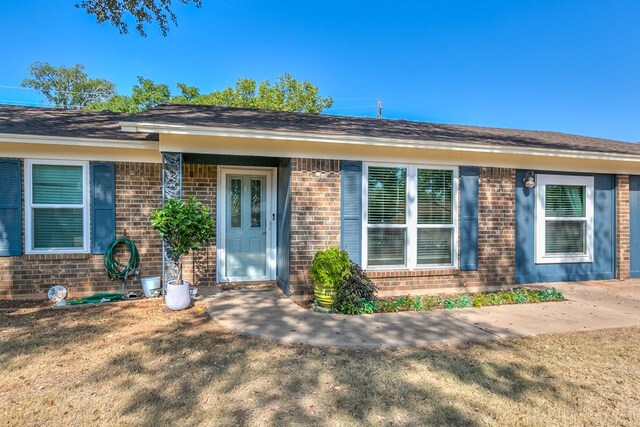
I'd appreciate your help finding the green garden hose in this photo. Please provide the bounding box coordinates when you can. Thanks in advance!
[104,237,140,294]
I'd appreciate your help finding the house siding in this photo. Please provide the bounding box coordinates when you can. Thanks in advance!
[515,170,616,284]
[629,176,640,278]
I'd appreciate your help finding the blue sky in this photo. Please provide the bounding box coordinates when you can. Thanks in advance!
[0,1,638,141]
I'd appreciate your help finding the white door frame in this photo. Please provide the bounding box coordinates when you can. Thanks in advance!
[217,166,277,282]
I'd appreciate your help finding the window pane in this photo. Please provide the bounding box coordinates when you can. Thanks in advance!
[368,228,406,266]
[545,185,585,217]
[418,169,453,224]
[368,167,406,224]
[33,208,83,249]
[545,220,585,255]
[417,228,453,265]
[251,179,262,228]
[230,178,242,228]
[33,165,83,204]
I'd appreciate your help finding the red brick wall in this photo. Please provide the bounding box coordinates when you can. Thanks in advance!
[182,164,217,286]
[288,159,341,297]
[0,161,217,300]
[616,175,630,280]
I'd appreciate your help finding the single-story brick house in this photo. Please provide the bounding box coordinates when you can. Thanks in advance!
[2,103,640,300]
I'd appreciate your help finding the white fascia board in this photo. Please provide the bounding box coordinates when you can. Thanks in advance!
[119,121,640,163]
[0,133,160,150]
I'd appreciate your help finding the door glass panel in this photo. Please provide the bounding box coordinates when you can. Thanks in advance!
[230,178,242,228]
[251,179,262,228]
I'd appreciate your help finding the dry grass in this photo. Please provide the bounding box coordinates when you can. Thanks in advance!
[1,300,639,426]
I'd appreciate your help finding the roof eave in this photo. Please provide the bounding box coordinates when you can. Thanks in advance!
[120,121,640,163]
[0,132,160,149]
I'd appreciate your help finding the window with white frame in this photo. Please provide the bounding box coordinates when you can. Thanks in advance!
[25,160,90,253]
[535,174,594,264]
[363,164,458,269]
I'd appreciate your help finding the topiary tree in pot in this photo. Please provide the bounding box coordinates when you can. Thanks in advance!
[150,196,215,310]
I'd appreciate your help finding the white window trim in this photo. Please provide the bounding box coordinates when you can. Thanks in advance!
[25,159,90,254]
[362,162,459,270]
[535,174,594,264]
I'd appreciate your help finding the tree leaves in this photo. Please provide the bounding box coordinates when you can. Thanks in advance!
[87,73,333,114]
[76,0,203,37]
[87,76,171,113]
[21,62,116,109]
[24,61,333,115]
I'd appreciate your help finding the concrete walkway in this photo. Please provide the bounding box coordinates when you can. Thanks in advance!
[204,280,640,349]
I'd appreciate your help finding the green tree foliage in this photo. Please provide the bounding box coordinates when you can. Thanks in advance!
[21,62,116,109]
[149,196,215,282]
[188,73,334,114]
[88,73,333,114]
[76,0,202,37]
[87,77,171,113]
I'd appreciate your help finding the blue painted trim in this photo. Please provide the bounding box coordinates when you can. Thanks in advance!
[459,166,480,270]
[630,176,640,278]
[183,153,279,167]
[515,170,616,284]
[276,158,292,295]
[90,162,116,255]
[0,159,22,256]
[340,161,362,265]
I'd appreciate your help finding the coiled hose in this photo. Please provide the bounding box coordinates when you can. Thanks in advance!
[104,237,140,294]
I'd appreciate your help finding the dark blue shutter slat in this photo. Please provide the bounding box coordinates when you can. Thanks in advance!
[460,166,479,270]
[0,159,22,256]
[341,161,362,265]
[91,162,116,254]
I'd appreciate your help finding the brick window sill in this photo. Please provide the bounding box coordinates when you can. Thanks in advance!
[23,253,93,261]
[366,269,460,279]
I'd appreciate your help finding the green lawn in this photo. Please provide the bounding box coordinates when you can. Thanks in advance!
[1,300,638,426]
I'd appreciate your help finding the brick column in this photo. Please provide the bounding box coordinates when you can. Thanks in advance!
[288,159,341,298]
[616,175,630,280]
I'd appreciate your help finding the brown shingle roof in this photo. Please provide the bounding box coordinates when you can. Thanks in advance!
[131,104,640,156]
[0,104,157,141]
[1,103,638,157]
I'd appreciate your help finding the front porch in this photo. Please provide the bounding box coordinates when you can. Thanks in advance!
[162,152,292,293]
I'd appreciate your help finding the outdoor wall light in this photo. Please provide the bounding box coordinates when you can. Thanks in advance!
[523,171,536,189]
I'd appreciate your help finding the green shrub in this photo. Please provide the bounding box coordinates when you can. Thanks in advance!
[332,262,378,315]
[471,287,564,308]
[537,287,564,301]
[443,294,472,309]
[310,248,351,308]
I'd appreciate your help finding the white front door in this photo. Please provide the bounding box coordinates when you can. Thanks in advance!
[218,167,276,282]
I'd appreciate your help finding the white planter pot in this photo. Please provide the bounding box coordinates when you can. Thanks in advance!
[166,280,192,310]
[141,276,161,298]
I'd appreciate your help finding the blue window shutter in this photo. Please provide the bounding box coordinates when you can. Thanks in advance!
[460,167,479,270]
[0,159,22,256]
[91,162,116,254]
[630,176,640,278]
[341,161,362,265]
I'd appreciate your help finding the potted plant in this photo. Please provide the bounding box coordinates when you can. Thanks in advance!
[309,248,351,309]
[150,196,215,310]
